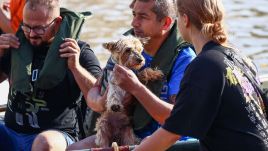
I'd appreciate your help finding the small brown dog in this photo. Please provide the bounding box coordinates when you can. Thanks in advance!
[95,36,163,147]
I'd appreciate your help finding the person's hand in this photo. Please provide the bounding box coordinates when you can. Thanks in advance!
[0,33,20,49]
[59,38,80,71]
[86,78,108,112]
[113,64,142,95]
[122,93,134,107]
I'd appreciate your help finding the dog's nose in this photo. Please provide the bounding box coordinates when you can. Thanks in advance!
[111,105,121,112]
[136,57,143,63]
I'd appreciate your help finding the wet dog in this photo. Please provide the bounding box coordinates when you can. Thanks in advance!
[95,36,163,147]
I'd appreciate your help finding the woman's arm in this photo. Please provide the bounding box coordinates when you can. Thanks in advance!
[134,128,181,151]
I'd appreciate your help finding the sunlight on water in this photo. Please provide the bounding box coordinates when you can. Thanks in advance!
[60,0,268,73]
[224,0,268,74]
[61,0,133,67]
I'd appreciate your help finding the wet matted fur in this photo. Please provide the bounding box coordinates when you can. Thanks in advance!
[95,36,163,147]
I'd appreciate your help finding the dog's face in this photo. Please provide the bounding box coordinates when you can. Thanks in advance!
[103,36,145,70]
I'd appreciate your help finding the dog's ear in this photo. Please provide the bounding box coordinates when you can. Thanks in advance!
[137,37,150,45]
[103,42,117,52]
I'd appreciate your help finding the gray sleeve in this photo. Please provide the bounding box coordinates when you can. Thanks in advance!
[78,41,102,78]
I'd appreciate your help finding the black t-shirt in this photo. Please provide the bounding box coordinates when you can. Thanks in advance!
[0,41,102,138]
[163,41,268,151]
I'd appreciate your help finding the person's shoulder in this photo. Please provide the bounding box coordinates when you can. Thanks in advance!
[77,40,95,56]
[77,40,90,49]
[178,46,196,58]
[190,49,226,73]
[174,47,196,66]
[200,46,226,62]
[183,51,225,85]
[77,40,98,62]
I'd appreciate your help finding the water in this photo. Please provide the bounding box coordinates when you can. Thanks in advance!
[224,0,268,75]
[1,0,268,104]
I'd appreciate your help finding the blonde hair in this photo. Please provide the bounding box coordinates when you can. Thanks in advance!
[176,0,227,44]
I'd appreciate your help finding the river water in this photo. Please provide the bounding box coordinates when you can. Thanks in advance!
[1,0,268,103]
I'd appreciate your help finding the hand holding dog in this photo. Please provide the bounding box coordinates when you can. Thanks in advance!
[59,38,81,71]
[86,78,108,112]
[113,64,143,95]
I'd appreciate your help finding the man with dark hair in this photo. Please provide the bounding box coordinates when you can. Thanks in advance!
[0,0,102,150]
[67,0,196,150]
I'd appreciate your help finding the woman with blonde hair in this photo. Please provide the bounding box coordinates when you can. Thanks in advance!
[112,0,268,150]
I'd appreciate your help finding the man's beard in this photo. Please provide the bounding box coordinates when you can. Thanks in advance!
[133,30,151,41]
[29,36,41,41]
[30,37,49,50]
[29,36,48,47]
[32,43,46,49]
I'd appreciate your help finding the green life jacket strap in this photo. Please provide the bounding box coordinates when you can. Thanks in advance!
[132,22,192,130]
[10,8,89,93]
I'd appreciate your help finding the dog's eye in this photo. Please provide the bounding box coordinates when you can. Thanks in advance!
[125,48,132,53]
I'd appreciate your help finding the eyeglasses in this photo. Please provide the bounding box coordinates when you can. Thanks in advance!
[21,18,57,35]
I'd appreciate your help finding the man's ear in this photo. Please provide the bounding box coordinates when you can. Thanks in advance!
[162,16,172,30]
[53,16,63,34]
[55,16,63,24]
[103,41,117,52]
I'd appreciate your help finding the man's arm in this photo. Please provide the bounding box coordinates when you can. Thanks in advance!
[0,72,7,83]
[0,54,8,83]
[70,63,97,97]
[0,9,14,33]
[0,49,8,83]
[134,128,180,151]
[59,38,100,98]
[113,64,173,124]
[86,78,107,112]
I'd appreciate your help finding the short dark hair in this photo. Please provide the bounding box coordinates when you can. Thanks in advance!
[138,0,176,21]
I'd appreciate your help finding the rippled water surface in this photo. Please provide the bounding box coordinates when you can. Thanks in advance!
[60,0,268,73]
[1,0,268,103]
